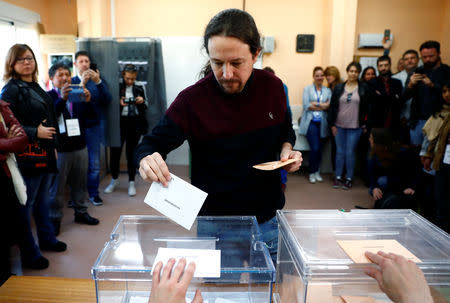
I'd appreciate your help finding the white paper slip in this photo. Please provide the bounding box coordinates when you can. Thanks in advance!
[152,247,221,278]
[144,173,208,230]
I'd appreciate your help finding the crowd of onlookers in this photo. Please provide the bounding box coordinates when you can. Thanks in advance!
[298,39,449,235]
[0,44,150,283]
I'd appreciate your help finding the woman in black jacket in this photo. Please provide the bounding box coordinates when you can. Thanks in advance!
[0,44,66,270]
[104,64,148,196]
[328,61,369,189]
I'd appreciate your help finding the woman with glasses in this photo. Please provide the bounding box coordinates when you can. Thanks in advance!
[328,62,369,189]
[298,66,331,183]
[0,44,66,270]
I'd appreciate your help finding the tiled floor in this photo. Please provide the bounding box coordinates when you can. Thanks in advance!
[12,165,374,279]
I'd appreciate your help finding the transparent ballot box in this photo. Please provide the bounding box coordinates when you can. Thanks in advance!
[92,215,275,303]
[274,209,450,303]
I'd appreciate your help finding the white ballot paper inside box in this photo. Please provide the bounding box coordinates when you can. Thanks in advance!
[152,247,221,278]
[144,173,208,230]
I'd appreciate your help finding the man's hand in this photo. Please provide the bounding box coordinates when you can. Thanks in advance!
[61,83,71,101]
[37,120,56,139]
[149,258,203,303]
[81,69,101,85]
[90,68,101,84]
[421,75,434,88]
[139,152,171,186]
[120,97,126,107]
[364,251,433,303]
[6,124,23,139]
[280,143,302,173]
[136,96,145,104]
[421,156,432,171]
[372,187,383,200]
[382,38,392,50]
[408,73,423,88]
[403,188,415,195]
[84,88,91,103]
[331,126,338,137]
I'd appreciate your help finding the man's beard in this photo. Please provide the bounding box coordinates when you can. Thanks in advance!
[218,79,242,94]
[423,60,438,69]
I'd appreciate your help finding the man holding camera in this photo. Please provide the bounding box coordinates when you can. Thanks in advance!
[404,41,450,146]
[72,51,112,206]
[47,62,100,234]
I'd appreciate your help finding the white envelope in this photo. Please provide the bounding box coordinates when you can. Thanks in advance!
[144,173,208,230]
[152,247,221,278]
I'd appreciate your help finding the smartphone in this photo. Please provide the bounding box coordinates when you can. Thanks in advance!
[384,29,391,40]
[68,84,86,103]
[90,63,97,71]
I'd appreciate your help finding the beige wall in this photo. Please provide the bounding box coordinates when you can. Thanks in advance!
[114,0,242,37]
[441,0,450,62]
[3,0,78,35]
[355,0,447,73]
[246,0,357,106]
[77,0,111,37]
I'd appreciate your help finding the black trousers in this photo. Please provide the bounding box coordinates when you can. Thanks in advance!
[0,168,21,285]
[435,162,450,233]
[110,116,141,181]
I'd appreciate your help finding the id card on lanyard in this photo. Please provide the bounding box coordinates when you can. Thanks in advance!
[65,101,80,137]
[312,86,322,122]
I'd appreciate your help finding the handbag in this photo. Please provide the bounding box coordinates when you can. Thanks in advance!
[0,112,27,205]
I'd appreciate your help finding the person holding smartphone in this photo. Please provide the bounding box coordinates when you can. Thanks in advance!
[72,51,112,206]
[104,64,148,196]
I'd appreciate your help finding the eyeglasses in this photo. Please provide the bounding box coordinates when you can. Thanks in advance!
[16,57,34,64]
[346,92,353,103]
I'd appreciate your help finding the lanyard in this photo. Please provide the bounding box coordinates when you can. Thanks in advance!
[313,85,322,103]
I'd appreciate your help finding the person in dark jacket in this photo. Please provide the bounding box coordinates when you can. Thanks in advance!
[328,61,369,190]
[0,44,66,271]
[404,40,450,147]
[104,64,148,196]
[367,55,404,141]
[0,100,28,285]
[47,62,100,235]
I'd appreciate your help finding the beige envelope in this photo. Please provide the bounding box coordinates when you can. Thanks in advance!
[337,239,422,263]
[253,159,297,170]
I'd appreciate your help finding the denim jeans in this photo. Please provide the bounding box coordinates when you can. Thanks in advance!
[85,124,101,198]
[335,127,362,179]
[259,216,279,265]
[306,121,323,174]
[20,174,57,262]
[410,119,426,146]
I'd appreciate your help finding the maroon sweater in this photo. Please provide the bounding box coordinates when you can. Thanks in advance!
[136,70,295,223]
[0,100,28,177]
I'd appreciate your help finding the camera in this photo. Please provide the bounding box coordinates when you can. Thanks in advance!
[123,97,136,104]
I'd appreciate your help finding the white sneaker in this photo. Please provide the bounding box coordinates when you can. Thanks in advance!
[309,174,316,184]
[315,172,323,182]
[104,179,119,193]
[128,181,136,196]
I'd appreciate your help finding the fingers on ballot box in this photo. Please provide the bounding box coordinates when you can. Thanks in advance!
[92,215,276,303]
[273,209,450,303]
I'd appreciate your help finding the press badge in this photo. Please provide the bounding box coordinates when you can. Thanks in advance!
[444,144,450,165]
[66,119,81,137]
